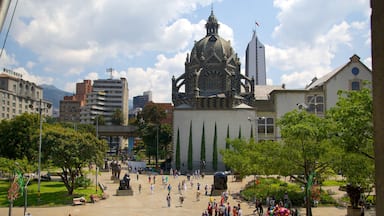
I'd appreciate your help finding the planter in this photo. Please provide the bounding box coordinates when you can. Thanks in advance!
[347,206,361,216]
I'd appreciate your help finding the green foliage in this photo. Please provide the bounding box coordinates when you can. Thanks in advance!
[240,178,337,207]
[327,87,374,208]
[111,108,124,125]
[0,180,103,207]
[176,128,181,170]
[0,113,39,161]
[75,175,92,189]
[141,102,166,125]
[42,125,107,195]
[220,139,281,178]
[212,123,218,170]
[200,122,206,162]
[94,115,105,125]
[187,121,193,170]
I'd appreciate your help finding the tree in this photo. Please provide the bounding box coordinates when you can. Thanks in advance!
[111,108,124,125]
[176,128,181,170]
[94,115,105,126]
[138,103,167,163]
[42,125,107,195]
[0,113,39,161]
[328,87,374,208]
[187,121,193,170]
[141,102,166,125]
[278,110,334,216]
[200,122,206,163]
[212,123,218,171]
[221,139,281,178]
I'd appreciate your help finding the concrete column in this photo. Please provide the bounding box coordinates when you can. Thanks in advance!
[371,0,384,212]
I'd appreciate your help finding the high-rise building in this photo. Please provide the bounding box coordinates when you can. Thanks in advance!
[0,68,52,120]
[133,91,152,110]
[80,77,129,125]
[59,80,92,122]
[245,30,266,85]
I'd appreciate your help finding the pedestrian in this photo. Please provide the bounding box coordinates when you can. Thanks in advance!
[150,183,154,194]
[166,193,171,207]
[196,190,201,201]
[205,184,208,196]
[136,173,139,181]
[167,184,172,193]
[237,204,242,216]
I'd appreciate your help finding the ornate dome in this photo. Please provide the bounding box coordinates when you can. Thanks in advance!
[190,10,235,65]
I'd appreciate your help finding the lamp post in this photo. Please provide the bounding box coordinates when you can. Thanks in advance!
[37,99,43,201]
[24,174,33,216]
[95,115,99,193]
[29,99,51,202]
[156,124,159,168]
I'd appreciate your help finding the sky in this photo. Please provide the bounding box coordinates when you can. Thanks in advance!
[0,0,371,103]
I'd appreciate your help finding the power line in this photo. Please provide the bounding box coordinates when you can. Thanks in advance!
[0,0,19,60]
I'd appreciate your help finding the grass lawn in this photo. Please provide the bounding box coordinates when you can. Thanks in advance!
[0,179,101,207]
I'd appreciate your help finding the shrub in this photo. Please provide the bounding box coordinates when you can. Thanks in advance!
[75,175,92,189]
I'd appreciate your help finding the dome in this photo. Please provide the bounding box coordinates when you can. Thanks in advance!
[190,10,235,64]
[190,34,233,64]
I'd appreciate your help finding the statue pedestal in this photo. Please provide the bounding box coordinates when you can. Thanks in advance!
[116,187,134,196]
[211,189,226,196]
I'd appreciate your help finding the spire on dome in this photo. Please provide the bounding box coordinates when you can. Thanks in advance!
[205,9,219,36]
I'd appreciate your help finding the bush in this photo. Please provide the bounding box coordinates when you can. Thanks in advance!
[240,177,336,207]
[75,176,92,189]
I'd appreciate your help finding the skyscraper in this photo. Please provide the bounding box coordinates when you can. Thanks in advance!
[245,30,266,85]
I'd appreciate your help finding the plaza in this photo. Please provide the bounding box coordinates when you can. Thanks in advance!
[0,168,375,216]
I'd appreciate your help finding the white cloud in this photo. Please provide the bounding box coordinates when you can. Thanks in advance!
[266,0,370,88]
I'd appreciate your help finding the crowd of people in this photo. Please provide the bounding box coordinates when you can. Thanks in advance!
[111,162,303,216]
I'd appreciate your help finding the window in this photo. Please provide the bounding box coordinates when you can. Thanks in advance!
[306,95,324,114]
[351,81,361,90]
[258,117,274,135]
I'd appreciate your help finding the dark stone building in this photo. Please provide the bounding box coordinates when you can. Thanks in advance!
[172,10,255,109]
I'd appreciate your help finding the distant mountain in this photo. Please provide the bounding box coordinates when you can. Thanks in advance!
[41,84,72,110]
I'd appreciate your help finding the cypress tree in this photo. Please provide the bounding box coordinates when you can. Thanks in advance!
[187,121,193,170]
[212,122,218,171]
[226,124,230,149]
[200,122,206,163]
[238,125,242,139]
[225,124,230,170]
[176,128,181,170]
[250,124,254,139]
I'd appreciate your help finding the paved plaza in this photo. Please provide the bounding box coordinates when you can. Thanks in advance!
[0,168,375,216]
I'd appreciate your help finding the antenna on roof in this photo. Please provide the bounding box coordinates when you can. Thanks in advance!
[106,68,114,79]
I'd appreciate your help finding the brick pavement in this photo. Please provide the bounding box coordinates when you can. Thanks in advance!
[0,170,376,216]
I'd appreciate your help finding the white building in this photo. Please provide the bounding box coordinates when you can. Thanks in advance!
[0,68,52,120]
[246,30,266,85]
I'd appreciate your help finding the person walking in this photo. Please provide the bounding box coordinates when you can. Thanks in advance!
[166,193,171,207]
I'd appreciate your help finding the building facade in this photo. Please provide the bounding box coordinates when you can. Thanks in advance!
[0,69,52,120]
[172,11,256,171]
[246,31,266,85]
[80,78,129,126]
[59,79,92,122]
[171,10,372,172]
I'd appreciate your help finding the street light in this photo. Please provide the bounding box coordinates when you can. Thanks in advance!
[29,99,51,202]
[156,124,159,168]
[24,174,34,216]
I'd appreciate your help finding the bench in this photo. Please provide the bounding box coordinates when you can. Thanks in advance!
[99,182,107,192]
[72,197,86,205]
